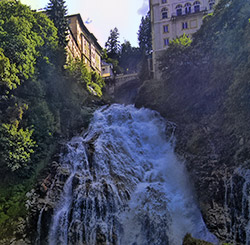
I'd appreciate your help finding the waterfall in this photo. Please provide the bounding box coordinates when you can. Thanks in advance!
[36,206,45,245]
[47,104,217,245]
[224,166,250,244]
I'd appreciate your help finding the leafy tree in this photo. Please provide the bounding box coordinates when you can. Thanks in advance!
[159,34,193,76]
[138,11,152,55]
[0,0,58,93]
[0,122,36,172]
[0,49,19,92]
[0,0,58,174]
[65,58,105,97]
[46,0,68,48]
[0,103,36,172]
[0,1,41,85]
[105,27,121,59]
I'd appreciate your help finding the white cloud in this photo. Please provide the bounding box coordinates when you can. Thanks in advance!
[137,0,149,16]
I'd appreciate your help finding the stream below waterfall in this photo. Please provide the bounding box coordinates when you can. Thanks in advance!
[39,104,218,245]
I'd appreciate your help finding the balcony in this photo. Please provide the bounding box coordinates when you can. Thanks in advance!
[171,7,208,21]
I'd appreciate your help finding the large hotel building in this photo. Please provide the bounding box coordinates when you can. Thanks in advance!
[150,0,218,77]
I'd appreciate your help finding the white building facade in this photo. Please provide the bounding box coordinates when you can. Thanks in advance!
[150,0,218,77]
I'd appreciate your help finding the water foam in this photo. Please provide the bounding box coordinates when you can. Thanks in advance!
[47,104,217,245]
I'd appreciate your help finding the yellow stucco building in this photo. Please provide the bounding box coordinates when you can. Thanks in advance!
[150,0,218,78]
[66,14,102,75]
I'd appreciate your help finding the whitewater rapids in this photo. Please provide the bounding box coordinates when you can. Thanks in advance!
[47,104,217,245]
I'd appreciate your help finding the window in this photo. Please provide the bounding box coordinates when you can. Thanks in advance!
[185,3,191,14]
[164,38,169,46]
[161,7,168,19]
[209,0,215,10]
[182,22,188,29]
[176,4,182,16]
[163,25,169,33]
[162,0,167,3]
[194,1,200,12]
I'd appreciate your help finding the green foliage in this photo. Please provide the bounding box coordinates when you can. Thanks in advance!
[65,58,105,97]
[27,100,55,150]
[0,121,36,172]
[0,183,29,237]
[33,11,59,57]
[138,11,152,55]
[46,0,68,48]
[158,34,194,81]
[89,71,105,97]
[0,1,40,81]
[0,0,58,93]
[0,49,19,91]
[0,0,59,176]
[66,57,91,83]
[170,33,192,47]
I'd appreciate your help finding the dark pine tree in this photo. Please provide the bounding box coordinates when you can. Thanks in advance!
[46,0,68,48]
[138,11,152,55]
[105,27,121,60]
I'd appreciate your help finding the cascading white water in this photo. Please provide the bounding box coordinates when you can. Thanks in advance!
[224,167,250,244]
[48,104,217,245]
[241,169,250,245]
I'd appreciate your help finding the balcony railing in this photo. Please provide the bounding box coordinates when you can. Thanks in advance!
[171,7,208,20]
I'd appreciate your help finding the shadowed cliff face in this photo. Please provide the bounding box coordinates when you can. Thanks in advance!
[135,0,250,244]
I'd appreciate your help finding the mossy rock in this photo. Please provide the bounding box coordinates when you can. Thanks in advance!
[183,233,213,245]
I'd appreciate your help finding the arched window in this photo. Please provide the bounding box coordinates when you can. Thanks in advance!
[176,4,182,16]
[185,3,191,14]
[209,0,215,10]
[194,1,200,12]
[161,7,168,19]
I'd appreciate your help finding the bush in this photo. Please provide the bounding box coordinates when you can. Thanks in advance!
[65,58,105,97]
[0,122,36,172]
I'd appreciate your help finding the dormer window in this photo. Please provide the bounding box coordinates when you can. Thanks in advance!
[185,3,192,14]
[194,1,201,12]
[176,4,182,16]
[209,0,215,10]
[161,7,168,19]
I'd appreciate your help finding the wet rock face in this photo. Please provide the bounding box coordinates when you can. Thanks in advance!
[22,160,63,244]
[174,124,250,244]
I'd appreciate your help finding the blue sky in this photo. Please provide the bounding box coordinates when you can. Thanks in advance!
[20,0,149,47]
